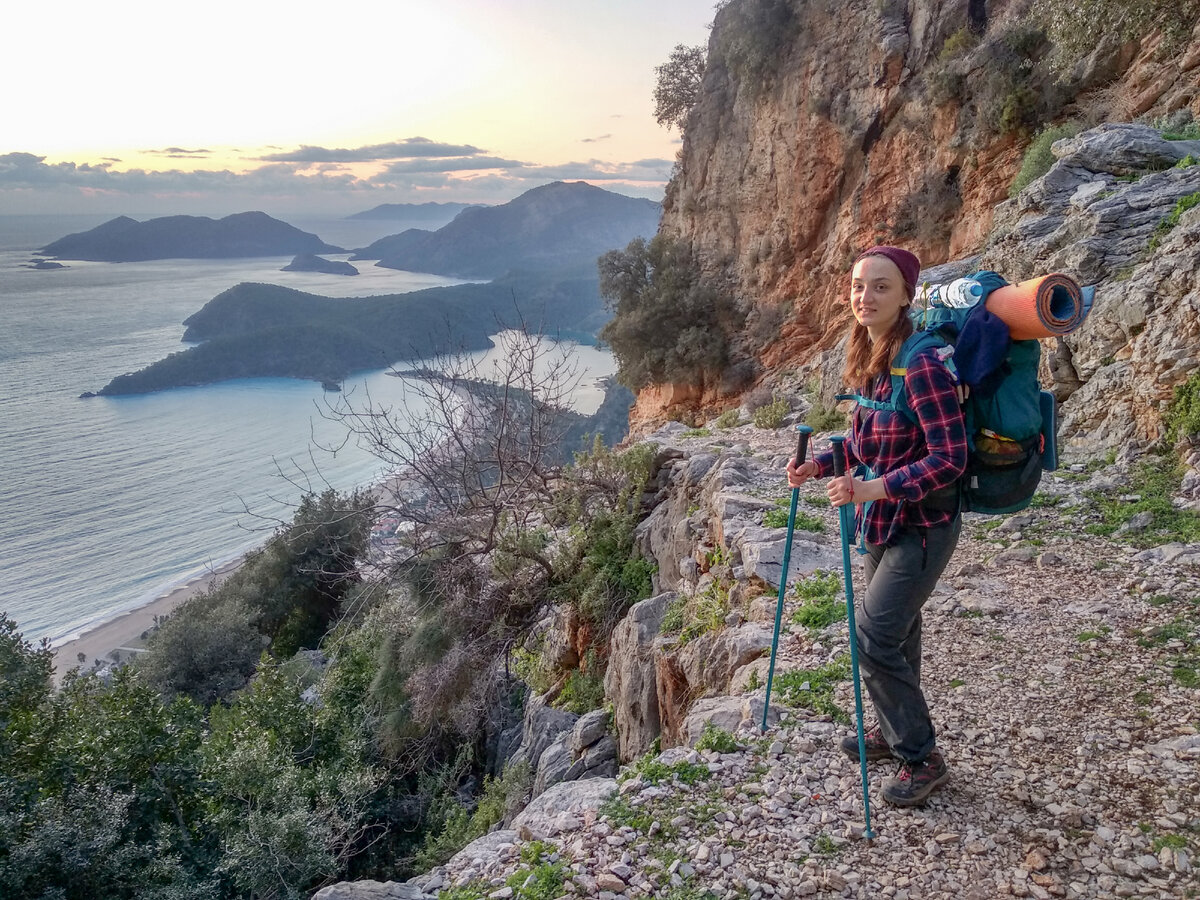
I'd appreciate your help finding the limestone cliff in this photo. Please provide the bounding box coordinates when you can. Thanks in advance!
[637,0,1200,447]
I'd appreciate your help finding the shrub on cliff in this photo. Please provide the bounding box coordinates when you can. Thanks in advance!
[1009,122,1083,197]
[711,0,801,90]
[1036,0,1200,66]
[654,43,706,130]
[598,235,744,390]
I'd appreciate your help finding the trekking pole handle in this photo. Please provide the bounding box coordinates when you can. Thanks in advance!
[830,434,847,477]
[794,424,813,466]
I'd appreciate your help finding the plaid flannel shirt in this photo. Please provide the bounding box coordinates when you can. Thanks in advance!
[813,349,967,547]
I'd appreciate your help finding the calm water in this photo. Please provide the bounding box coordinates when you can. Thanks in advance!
[0,214,614,645]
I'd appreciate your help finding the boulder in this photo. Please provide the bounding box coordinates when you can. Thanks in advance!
[311,880,430,899]
[680,696,780,747]
[510,778,618,837]
[605,592,675,761]
[507,695,577,788]
[733,528,840,591]
[569,708,611,754]
[532,738,572,795]
[674,622,774,695]
[447,829,521,868]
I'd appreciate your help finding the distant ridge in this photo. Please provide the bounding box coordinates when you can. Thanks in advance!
[39,211,344,262]
[346,201,481,222]
[351,181,661,278]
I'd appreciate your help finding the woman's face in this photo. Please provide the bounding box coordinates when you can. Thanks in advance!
[850,255,910,337]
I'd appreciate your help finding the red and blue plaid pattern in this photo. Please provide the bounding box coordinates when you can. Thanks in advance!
[814,350,967,546]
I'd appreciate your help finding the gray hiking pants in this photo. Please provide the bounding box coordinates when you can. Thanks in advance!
[858,517,961,763]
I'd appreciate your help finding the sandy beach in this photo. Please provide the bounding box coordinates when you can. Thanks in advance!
[51,556,245,684]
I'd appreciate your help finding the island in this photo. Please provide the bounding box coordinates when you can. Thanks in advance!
[39,211,344,262]
[90,183,660,395]
[281,254,358,276]
[90,267,608,396]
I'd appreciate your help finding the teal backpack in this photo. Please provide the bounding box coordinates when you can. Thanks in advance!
[839,272,1061,516]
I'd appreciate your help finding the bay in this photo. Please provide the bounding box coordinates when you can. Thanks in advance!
[0,214,615,645]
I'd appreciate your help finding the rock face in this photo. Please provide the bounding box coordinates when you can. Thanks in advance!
[604,592,675,760]
[983,123,1200,455]
[634,0,1200,439]
[281,253,358,275]
[39,211,343,261]
[355,181,661,278]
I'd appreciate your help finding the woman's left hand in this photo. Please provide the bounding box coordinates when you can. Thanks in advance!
[827,474,889,507]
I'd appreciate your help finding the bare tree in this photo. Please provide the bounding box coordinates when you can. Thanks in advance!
[326,326,584,580]
[318,325,593,760]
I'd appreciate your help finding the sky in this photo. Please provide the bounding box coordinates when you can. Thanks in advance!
[1,0,713,218]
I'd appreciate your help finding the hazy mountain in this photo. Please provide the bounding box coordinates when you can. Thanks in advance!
[351,181,661,278]
[346,201,481,223]
[39,212,344,262]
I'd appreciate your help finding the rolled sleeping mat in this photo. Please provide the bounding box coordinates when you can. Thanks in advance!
[984,273,1091,340]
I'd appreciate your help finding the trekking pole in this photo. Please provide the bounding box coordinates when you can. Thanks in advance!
[761,424,813,733]
[830,435,875,839]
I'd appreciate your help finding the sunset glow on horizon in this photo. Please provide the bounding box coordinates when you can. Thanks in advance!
[2,0,712,215]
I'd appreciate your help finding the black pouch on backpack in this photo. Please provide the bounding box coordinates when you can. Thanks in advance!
[964,433,1043,514]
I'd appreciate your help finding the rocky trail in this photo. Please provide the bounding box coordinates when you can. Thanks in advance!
[318,423,1200,900]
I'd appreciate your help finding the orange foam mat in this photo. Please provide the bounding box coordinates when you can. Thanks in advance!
[984,273,1086,340]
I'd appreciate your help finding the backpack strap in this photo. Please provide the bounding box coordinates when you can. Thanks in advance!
[834,330,963,543]
[836,330,955,423]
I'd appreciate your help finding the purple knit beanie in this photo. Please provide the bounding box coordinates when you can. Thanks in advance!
[856,245,921,299]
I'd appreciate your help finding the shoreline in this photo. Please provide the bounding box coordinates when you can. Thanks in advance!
[50,555,246,684]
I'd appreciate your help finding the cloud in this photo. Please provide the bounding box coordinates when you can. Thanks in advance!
[258,137,486,163]
[373,156,526,177]
[518,158,673,182]
[0,149,670,215]
[581,134,612,144]
[145,147,212,156]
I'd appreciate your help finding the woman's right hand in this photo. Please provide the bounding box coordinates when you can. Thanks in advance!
[786,458,818,488]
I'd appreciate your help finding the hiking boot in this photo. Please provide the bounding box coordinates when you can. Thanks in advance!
[881,749,950,807]
[839,725,893,762]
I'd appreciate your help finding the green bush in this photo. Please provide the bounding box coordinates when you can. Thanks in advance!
[715,409,742,429]
[805,403,847,432]
[1086,454,1200,546]
[1148,191,1200,251]
[763,501,825,532]
[1035,0,1200,68]
[695,722,741,754]
[712,0,801,90]
[752,397,789,429]
[555,655,606,714]
[414,760,532,871]
[1166,371,1200,443]
[790,571,844,631]
[774,655,851,722]
[1009,122,1082,197]
[599,236,744,391]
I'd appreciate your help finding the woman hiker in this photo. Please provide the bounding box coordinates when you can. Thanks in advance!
[786,245,968,806]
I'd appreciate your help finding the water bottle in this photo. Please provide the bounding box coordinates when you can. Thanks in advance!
[944,277,983,308]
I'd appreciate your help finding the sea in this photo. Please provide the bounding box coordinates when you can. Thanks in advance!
[0,213,616,646]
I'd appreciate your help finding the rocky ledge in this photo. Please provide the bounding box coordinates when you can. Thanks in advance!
[316,420,1199,900]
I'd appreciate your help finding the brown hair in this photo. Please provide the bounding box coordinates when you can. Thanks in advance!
[842,315,913,392]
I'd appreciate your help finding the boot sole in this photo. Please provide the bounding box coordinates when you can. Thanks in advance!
[881,769,951,807]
